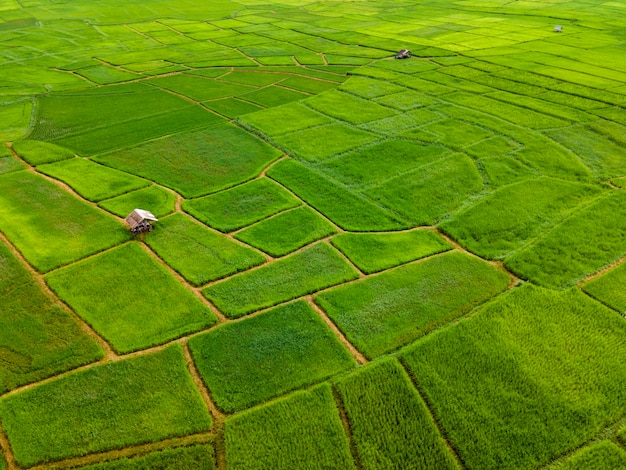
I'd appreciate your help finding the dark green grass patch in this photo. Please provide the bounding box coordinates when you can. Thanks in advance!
[505,192,626,288]
[317,140,450,188]
[0,345,212,467]
[235,206,336,257]
[12,140,74,165]
[38,158,150,202]
[280,76,338,94]
[339,76,406,99]
[402,285,626,470]
[331,230,452,274]
[316,251,510,358]
[553,441,626,470]
[203,243,358,318]
[0,171,129,273]
[367,154,483,225]
[76,444,215,470]
[0,240,102,394]
[440,177,604,259]
[96,123,281,198]
[240,86,308,107]
[239,102,331,136]
[149,74,255,101]
[305,90,397,124]
[98,186,176,218]
[189,301,355,412]
[267,159,408,231]
[335,358,458,470]
[46,243,217,353]
[582,262,626,313]
[203,98,263,118]
[271,124,378,161]
[183,178,301,232]
[145,214,265,285]
[224,383,354,470]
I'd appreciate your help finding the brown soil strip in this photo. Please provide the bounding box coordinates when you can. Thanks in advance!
[331,384,362,470]
[578,253,626,286]
[306,296,367,365]
[0,420,18,470]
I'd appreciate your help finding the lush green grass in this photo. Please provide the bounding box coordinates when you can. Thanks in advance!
[0,171,130,272]
[234,206,337,257]
[339,76,406,99]
[38,158,150,202]
[331,230,452,274]
[95,124,281,198]
[145,214,265,285]
[316,251,510,358]
[267,159,409,231]
[582,262,626,313]
[203,98,263,118]
[189,300,355,412]
[183,178,301,232]
[402,285,626,470]
[305,90,397,124]
[224,383,354,470]
[76,444,215,470]
[553,441,626,470]
[506,192,626,288]
[0,345,212,467]
[335,358,458,470]
[98,186,176,218]
[12,140,75,165]
[280,76,338,94]
[46,242,217,353]
[240,102,332,136]
[149,74,255,101]
[0,154,25,175]
[204,243,358,318]
[240,86,308,107]
[0,240,102,393]
[440,177,604,259]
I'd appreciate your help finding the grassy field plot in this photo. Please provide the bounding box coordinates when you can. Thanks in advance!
[582,262,626,313]
[0,171,129,272]
[402,285,626,470]
[145,214,265,285]
[46,242,217,353]
[335,358,458,470]
[305,90,397,124]
[267,159,408,231]
[331,230,452,274]
[239,102,332,136]
[38,158,150,202]
[96,124,281,198]
[189,301,355,412]
[553,441,626,470]
[506,191,626,288]
[0,240,102,393]
[422,119,493,148]
[98,186,176,218]
[316,251,510,358]
[149,74,255,101]
[440,177,604,259]
[239,86,308,107]
[183,178,301,232]
[374,90,437,110]
[0,100,32,141]
[339,76,406,99]
[12,140,74,165]
[224,383,354,470]
[361,107,443,135]
[279,76,337,94]
[0,345,212,467]
[203,98,263,118]
[204,243,358,318]
[0,153,24,175]
[235,206,336,257]
[464,135,519,159]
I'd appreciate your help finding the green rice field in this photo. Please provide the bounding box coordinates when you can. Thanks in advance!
[1,0,626,468]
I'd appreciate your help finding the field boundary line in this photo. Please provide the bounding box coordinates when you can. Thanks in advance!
[577,252,626,286]
[331,384,363,470]
[0,420,18,470]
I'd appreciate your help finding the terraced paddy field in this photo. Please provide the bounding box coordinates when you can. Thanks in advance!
[1,0,626,468]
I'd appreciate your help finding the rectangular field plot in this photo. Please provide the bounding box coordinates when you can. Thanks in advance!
[505,192,626,288]
[582,262,626,313]
[240,86,309,107]
[440,177,604,260]
[280,76,337,94]
[0,240,102,393]
[146,214,265,285]
[316,251,510,358]
[554,441,626,470]
[331,230,452,274]
[203,98,263,118]
[12,140,74,165]
[402,285,626,470]
[0,171,130,273]
[239,102,332,136]
[203,243,358,318]
[224,384,354,470]
[183,178,301,232]
[235,203,336,254]
[38,158,150,202]
[267,159,408,231]
[96,123,281,198]
[335,359,458,470]
[46,243,217,353]
[189,301,355,412]
[98,185,176,218]
[149,73,256,101]
[0,345,212,468]
[338,76,406,99]
[305,90,397,124]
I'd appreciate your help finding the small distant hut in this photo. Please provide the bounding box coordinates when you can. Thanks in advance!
[125,209,158,235]
[394,49,412,59]
[554,25,562,32]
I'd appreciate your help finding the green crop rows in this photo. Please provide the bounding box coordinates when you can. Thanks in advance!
[1,0,626,468]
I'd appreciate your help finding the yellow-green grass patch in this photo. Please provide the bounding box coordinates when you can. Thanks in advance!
[0,154,24,175]
[11,140,74,165]
[189,300,356,412]
[239,102,332,136]
[183,178,301,232]
[373,90,438,110]
[149,73,256,101]
[98,185,176,218]
[553,441,626,470]
[422,119,493,148]
[203,98,263,118]
[338,76,406,99]
[582,262,626,314]
[0,345,212,467]
[279,76,338,94]
[46,242,217,353]
[305,90,397,125]
[204,243,358,318]
[316,251,509,358]
[240,86,309,107]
